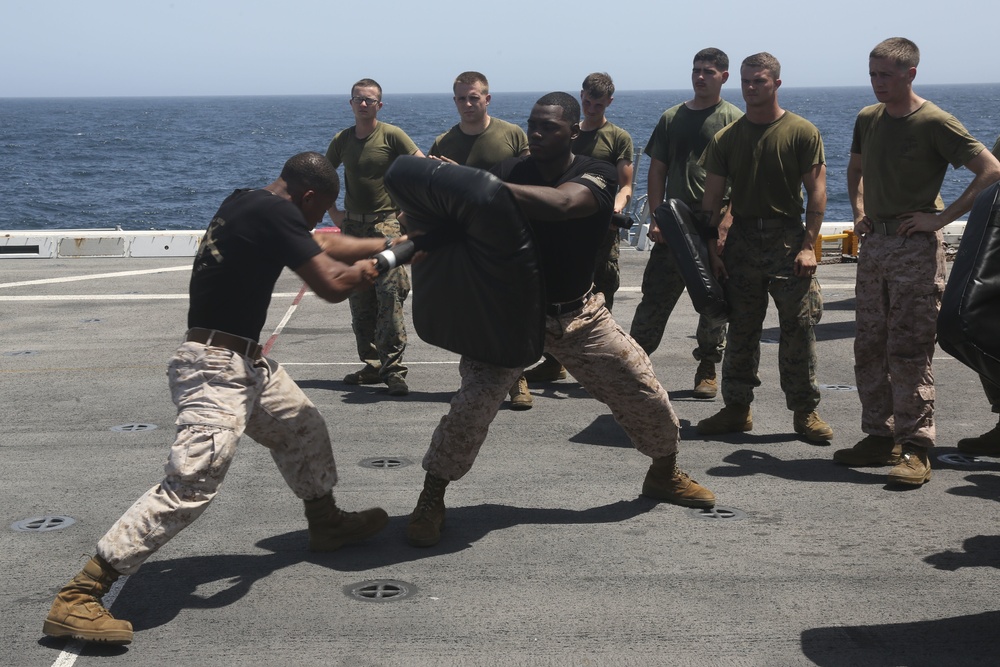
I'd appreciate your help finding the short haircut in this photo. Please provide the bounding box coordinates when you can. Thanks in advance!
[693,47,729,71]
[742,52,781,79]
[454,71,489,94]
[280,152,340,199]
[870,37,920,69]
[581,72,614,99]
[536,92,581,123]
[351,78,382,99]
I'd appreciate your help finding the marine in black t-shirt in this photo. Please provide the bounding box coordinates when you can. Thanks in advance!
[492,154,616,303]
[188,189,323,341]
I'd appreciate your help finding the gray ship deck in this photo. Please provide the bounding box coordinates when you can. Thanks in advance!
[2,246,999,667]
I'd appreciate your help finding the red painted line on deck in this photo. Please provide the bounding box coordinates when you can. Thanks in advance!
[262,282,309,356]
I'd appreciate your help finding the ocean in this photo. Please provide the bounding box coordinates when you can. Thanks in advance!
[2,85,998,231]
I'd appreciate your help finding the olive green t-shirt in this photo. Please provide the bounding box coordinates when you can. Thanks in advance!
[573,121,633,167]
[851,101,985,219]
[644,99,743,205]
[429,117,527,170]
[325,122,419,214]
[702,111,825,219]
[993,135,1000,160]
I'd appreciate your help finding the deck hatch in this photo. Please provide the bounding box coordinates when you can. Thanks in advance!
[345,579,416,602]
[688,507,748,521]
[110,423,158,432]
[12,516,76,532]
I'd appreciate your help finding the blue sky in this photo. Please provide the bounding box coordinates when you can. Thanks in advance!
[3,0,995,97]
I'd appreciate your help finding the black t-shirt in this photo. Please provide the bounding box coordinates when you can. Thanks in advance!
[187,189,322,341]
[492,155,616,303]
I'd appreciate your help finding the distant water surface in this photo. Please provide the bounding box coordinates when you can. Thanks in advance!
[1,85,998,230]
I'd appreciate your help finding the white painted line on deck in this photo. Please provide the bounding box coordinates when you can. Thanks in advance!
[0,292,303,302]
[0,265,190,289]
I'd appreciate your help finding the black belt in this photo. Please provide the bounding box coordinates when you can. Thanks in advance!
[186,328,263,360]
[868,218,903,235]
[344,211,395,224]
[734,216,800,230]
[547,291,591,317]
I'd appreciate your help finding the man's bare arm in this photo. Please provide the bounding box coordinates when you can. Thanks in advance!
[294,253,378,303]
[646,158,668,242]
[796,163,827,277]
[504,181,600,220]
[900,149,1000,235]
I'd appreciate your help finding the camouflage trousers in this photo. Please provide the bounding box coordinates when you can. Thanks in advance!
[854,231,945,448]
[341,217,410,381]
[629,241,728,361]
[593,228,621,311]
[721,223,822,411]
[422,293,679,480]
[97,341,338,575]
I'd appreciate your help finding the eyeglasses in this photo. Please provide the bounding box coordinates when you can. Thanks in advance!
[351,96,380,106]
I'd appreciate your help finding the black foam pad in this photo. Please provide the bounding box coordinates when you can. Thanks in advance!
[384,155,544,368]
[938,181,1000,386]
[654,199,728,320]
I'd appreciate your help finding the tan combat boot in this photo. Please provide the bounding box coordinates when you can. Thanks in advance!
[386,376,409,397]
[887,445,932,486]
[43,555,133,644]
[692,360,718,399]
[793,410,834,442]
[508,375,533,411]
[304,492,389,552]
[406,472,449,547]
[641,453,716,508]
[833,435,901,466]
[696,404,752,435]
[523,354,567,382]
[344,363,381,385]
[957,421,1000,456]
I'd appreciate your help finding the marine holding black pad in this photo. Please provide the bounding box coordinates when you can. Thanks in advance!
[938,181,1000,386]
[383,155,545,368]
[653,199,728,321]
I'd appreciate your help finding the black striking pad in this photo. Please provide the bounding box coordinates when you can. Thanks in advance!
[938,181,1000,386]
[384,155,544,368]
[654,199,728,321]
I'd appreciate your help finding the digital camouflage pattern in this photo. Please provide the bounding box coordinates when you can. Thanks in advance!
[98,342,338,575]
[422,294,680,480]
[629,242,727,361]
[340,216,410,382]
[854,231,945,448]
[721,223,822,411]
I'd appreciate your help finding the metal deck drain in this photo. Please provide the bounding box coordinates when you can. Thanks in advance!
[110,423,158,432]
[345,579,416,602]
[688,506,748,521]
[938,453,997,467]
[819,384,857,392]
[359,456,413,469]
[12,516,76,532]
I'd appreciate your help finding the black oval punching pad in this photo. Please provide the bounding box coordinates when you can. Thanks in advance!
[654,199,728,321]
[384,155,544,369]
[938,181,1000,386]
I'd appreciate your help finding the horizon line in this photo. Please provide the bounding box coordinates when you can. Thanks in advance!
[3,81,998,101]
